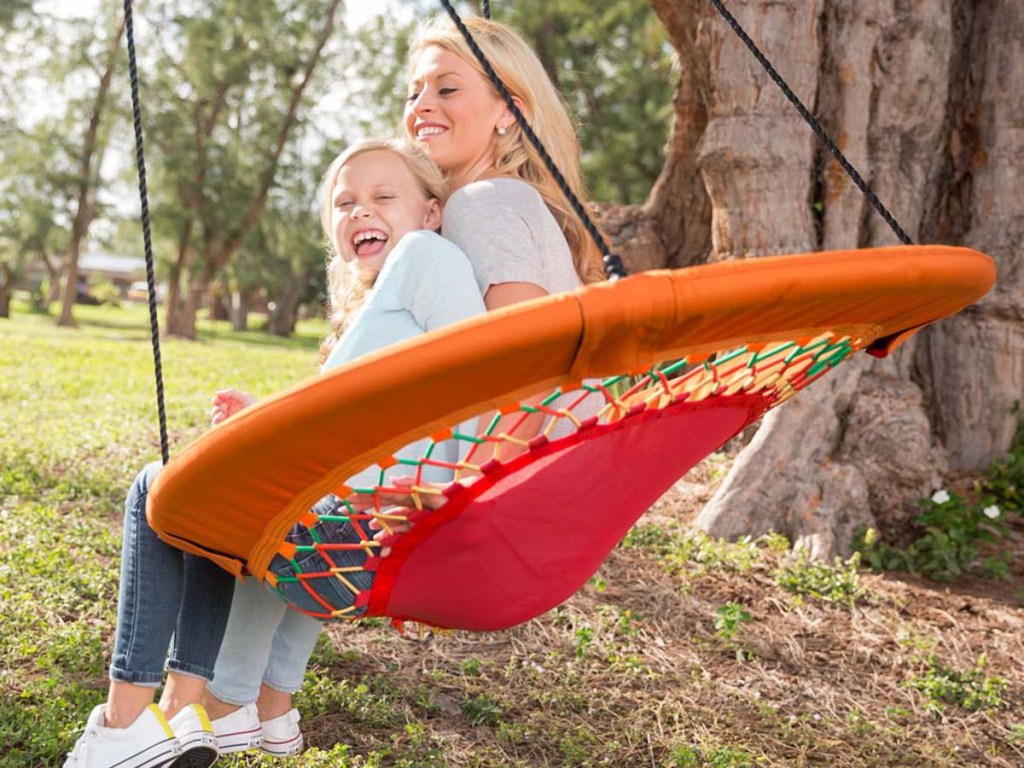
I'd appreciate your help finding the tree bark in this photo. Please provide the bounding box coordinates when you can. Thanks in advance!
[0,264,13,318]
[230,289,249,332]
[643,0,1020,555]
[914,0,1024,472]
[647,0,713,268]
[269,279,303,337]
[56,12,125,328]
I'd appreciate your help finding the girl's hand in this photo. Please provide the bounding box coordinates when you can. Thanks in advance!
[210,387,257,427]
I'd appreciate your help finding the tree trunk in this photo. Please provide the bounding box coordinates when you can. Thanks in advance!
[56,11,125,328]
[179,281,206,340]
[644,0,1021,556]
[164,268,184,337]
[0,264,13,318]
[914,0,1024,472]
[57,239,83,328]
[230,289,249,332]
[648,0,713,268]
[268,280,303,337]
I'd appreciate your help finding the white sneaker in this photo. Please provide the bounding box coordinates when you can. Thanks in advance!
[165,704,218,768]
[63,703,181,768]
[260,708,303,757]
[210,702,263,754]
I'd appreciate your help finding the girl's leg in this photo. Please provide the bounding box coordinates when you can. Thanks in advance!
[269,494,375,618]
[205,577,288,717]
[257,610,324,720]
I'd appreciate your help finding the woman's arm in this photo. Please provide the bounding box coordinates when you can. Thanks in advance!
[474,281,550,458]
[483,281,547,310]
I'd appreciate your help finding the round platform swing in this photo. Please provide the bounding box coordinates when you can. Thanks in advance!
[122,0,995,632]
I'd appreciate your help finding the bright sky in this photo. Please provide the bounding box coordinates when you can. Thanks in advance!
[37,0,394,29]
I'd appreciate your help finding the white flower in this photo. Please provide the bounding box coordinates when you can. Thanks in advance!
[931,489,951,505]
[982,505,1001,520]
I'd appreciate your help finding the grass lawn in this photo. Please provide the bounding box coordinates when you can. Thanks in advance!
[1,300,1022,767]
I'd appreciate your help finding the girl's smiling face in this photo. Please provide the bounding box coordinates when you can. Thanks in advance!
[330,149,442,280]
[404,46,511,186]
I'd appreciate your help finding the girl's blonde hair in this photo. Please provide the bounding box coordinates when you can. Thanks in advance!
[409,17,605,285]
[318,139,447,365]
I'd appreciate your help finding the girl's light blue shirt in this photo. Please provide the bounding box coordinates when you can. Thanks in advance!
[322,230,486,371]
[322,230,486,486]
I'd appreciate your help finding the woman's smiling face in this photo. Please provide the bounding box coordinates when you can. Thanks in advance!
[330,149,440,281]
[405,46,509,185]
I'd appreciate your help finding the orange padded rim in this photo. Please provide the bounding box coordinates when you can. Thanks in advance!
[146,245,995,578]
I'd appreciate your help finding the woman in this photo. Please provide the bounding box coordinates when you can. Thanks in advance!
[201,15,607,757]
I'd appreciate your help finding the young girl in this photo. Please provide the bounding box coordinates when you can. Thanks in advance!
[200,139,486,757]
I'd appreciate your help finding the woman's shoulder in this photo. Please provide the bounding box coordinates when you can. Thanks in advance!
[447,177,545,214]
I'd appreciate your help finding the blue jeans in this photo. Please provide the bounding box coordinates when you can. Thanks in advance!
[271,494,376,616]
[208,494,375,704]
[110,462,235,685]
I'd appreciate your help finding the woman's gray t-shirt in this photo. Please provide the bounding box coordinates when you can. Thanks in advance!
[442,177,581,296]
[442,177,601,433]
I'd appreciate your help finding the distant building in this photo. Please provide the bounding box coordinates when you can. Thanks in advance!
[22,251,156,301]
[78,251,147,289]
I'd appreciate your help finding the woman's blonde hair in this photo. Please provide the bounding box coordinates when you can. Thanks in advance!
[409,16,605,285]
[318,139,447,365]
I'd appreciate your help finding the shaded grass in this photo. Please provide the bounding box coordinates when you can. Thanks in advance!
[2,305,1024,767]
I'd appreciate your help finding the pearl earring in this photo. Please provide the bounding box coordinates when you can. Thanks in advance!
[497,126,507,136]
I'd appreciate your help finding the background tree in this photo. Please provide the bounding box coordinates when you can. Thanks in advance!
[143,0,342,338]
[0,3,127,321]
[259,147,332,338]
[0,128,69,316]
[642,0,1022,555]
[0,0,34,30]
[499,0,675,205]
[54,8,126,327]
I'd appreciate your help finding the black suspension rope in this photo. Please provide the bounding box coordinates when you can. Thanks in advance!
[123,0,170,465]
[708,0,913,246]
[438,0,628,280]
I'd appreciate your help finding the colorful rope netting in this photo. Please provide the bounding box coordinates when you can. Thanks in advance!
[267,331,858,620]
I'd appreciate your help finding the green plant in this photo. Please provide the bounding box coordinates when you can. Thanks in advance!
[668,744,757,767]
[623,525,758,575]
[855,489,1009,580]
[979,416,1024,513]
[574,625,594,659]
[714,602,751,641]
[906,654,1008,712]
[89,280,122,307]
[461,693,504,727]
[294,675,401,726]
[773,551,867,607]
